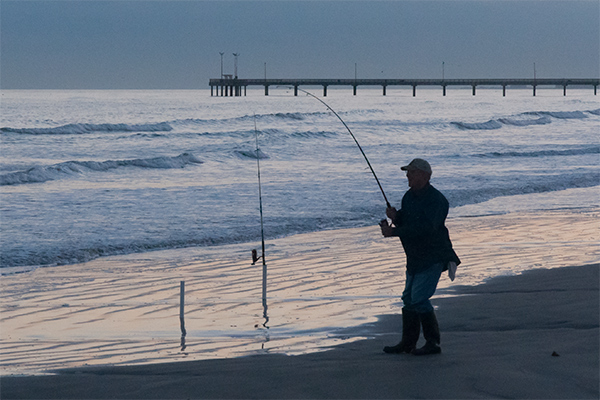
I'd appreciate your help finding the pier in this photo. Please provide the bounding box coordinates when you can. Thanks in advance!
[209,78,599,97]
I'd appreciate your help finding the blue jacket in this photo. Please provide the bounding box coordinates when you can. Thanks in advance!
[392,184,461,274]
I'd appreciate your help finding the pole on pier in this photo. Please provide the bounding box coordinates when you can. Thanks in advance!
[354,63,358,96]
[412,85,417,97]
[323,85,328,97]
[294,85,299,96]
[233,53,239,79]
[219,52,224,79]
[443,85,447,96]
[563,85,567,96]
[503,85,506,97]
[533,85,536,97]
[264,85,269,96]
[472,85,476,96]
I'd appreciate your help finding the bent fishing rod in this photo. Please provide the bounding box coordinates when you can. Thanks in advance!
[295,88,391,209]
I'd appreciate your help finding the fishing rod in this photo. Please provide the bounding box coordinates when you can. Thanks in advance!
[251,115,266,268]
[251,114,269,327]
[295,88,391,208]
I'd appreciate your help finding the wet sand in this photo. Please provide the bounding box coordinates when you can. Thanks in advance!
[2,263,598,399]
[1,207,599,398]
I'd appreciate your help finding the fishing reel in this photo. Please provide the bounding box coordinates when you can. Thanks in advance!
[251,249,262,265]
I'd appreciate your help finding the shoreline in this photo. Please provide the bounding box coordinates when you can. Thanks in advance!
[2,263,598,399]
[1,207,599,376]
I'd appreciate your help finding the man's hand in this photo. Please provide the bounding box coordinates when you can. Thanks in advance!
[386,206,397,220]
[379,219,395,237]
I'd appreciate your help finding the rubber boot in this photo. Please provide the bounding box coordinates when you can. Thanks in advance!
[412,310,442,356]
[383,308,420,354]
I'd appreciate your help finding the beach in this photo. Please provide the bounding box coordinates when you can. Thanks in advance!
[1,265,598,399]
[1,206,599,399]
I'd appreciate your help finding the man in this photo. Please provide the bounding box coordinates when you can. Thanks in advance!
[380,158,460,356]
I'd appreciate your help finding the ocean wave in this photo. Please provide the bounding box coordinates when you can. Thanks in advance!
[472,146,600,159]
[452,120,503,130]
[234,149,269,159]
[0,226,268,270]
[0,122,173,135]
[497,116,552,126]
[291,130,338,139]
[533,111,588,119]
[177,111,327,125]
[452,108,594,130]
[446,172,600,208]
[0,153,203,185]
[272,112,306,120]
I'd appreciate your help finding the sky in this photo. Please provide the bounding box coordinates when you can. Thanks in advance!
[1,0,599,89]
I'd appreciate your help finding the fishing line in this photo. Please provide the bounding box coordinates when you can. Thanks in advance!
[295,88,391,208]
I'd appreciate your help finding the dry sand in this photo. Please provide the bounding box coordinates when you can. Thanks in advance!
[1,208,599,399]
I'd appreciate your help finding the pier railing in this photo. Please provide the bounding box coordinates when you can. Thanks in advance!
[209,78,599,97]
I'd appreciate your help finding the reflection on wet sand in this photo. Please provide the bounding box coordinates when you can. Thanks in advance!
[0,208,598,374]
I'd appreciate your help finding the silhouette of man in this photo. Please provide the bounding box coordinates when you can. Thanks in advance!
[380,158,460,355]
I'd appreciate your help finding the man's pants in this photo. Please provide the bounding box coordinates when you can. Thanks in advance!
[401,263,444,314]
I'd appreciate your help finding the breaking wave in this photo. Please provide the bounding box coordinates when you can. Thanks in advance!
[587,108,600,116]
[472,146,600,158]
[452,109,595,130]
[531,111,588,119]
[0,153,203,185]
[497,116,552,126]
[1,122,173,135]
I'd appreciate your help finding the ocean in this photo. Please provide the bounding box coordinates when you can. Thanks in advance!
[1,87,599,373]
[1,88,598,273]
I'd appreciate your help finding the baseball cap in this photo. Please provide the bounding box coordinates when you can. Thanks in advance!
[400,158,432,174]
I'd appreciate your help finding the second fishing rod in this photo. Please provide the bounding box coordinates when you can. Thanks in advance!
[250,92,388,325]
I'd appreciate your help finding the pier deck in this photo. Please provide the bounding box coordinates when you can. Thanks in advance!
[209,78,599,97]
